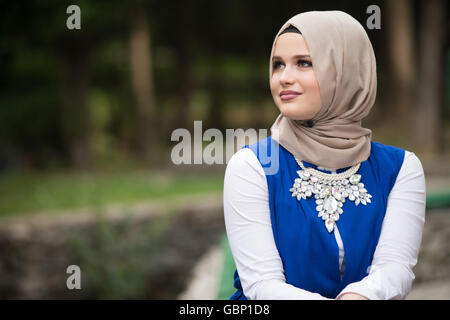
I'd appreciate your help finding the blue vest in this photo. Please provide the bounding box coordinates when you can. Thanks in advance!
[230,136,405,300]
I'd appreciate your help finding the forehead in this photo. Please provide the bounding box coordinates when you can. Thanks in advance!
[273,33,310,57]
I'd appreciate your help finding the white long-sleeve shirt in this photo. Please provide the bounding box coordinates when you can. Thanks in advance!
[223,147,426,300]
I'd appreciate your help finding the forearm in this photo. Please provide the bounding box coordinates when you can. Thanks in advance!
[337,292,369,300]
[245,279,332,300]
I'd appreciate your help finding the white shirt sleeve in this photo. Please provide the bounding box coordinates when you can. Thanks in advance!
[336,150,426,300]
[223,148,331,300]
[224,148,426,300]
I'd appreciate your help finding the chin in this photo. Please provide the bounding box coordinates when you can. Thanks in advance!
[278,105,303,120]
[280,112,303,121]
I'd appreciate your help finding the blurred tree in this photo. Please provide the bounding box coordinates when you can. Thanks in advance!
[174,0,195,131]
[1,0,447,172]
[414,0,448,154]
[54,1,130,169]
[385,0,415,138]
[207,70,226,132]
[58,40,93,169]
[128,4,159,165]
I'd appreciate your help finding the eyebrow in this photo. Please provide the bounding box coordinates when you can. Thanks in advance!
[272,54,311,60]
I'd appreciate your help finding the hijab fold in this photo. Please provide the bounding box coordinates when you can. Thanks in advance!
[270,11,377,170]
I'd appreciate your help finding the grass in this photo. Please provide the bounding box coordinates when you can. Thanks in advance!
[0,169,224,218]
[217,232,237,300]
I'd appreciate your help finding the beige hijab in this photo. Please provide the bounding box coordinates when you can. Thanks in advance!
[270,11,376,170]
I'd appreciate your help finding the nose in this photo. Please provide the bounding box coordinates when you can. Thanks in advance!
[279,65,295,86]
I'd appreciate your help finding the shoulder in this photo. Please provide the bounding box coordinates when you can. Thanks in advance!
[398,150,425,180]
[371,141,424,174]
[388,150,426,212]
[385,148,426,196]
[243,136,273,155]
[225,147,265,178]
[226,136,277,171]
[369,142,425,192]
[370,141,406,171]
[223,147,269,198]
[371,141,405,158]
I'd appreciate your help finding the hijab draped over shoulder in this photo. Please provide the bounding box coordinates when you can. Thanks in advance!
[270,11,377,169]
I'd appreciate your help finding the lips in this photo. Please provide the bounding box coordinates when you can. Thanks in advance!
[280,90,301,101]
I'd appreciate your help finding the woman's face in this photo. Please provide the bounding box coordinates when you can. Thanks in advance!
[270,32,323,120]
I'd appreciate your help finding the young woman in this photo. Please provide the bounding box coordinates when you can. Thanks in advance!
[223,11,426,300]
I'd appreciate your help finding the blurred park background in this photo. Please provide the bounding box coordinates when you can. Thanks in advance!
[0,0,449,299]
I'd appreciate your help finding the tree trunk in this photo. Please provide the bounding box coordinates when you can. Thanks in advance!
[59,48,92,170]
[129,7,158,166]
[385,0,415,139]
[174,0,194,131]
[414,0,448,155]
[208,72,225,133]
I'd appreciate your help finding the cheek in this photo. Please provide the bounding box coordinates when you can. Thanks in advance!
[300,72,318,90]
[270,77,279,97]
[303,74,322,105]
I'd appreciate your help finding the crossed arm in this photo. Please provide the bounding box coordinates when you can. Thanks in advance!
[223,148,426,300]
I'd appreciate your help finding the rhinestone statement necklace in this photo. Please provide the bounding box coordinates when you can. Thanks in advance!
[289,158,372,233]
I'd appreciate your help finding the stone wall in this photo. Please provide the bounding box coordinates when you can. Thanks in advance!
[0,194,224,299]
[0,196,448,299]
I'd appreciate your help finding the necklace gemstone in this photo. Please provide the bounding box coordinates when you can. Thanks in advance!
[290,159,372,233]
[323,196,338,213]
[349,174,361,185]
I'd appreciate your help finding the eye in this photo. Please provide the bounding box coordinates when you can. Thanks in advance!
[297,59,312,68]
[272,61,284,70]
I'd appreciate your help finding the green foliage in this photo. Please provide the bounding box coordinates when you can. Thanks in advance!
[0,0,447,170]
[0,170,223,217]
[65,208,177,299]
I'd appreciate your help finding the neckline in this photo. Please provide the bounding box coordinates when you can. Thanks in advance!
[301,160,353,174]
